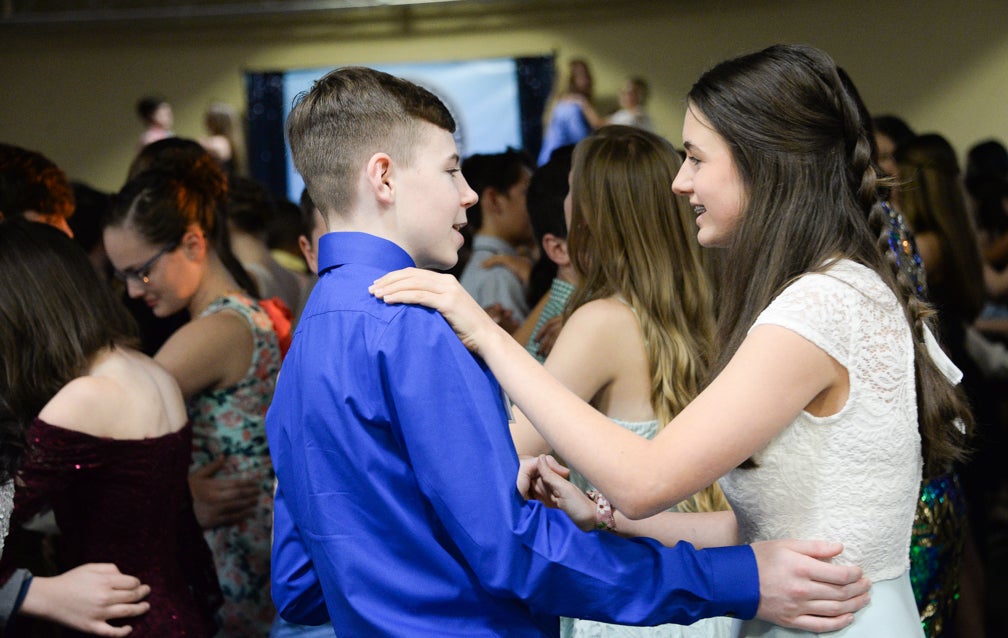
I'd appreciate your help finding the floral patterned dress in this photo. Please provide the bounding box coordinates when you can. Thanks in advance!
[190,293,280,636]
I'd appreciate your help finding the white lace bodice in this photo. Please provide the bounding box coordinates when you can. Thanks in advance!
[719,260,922,581]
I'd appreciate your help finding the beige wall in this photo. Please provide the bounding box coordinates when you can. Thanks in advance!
[1,0,1006,193]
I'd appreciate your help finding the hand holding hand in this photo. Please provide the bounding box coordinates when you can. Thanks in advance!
[370,268,505,354]
[751,539,871,632]
[516,454,567,501]
[516,455,542,500]
[189,456,262,529]
[534,455,596,531]
[21,563,151,637]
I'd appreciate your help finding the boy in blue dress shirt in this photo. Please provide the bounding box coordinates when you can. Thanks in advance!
[266,66,869,637]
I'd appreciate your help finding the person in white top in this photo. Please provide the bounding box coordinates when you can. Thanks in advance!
[607,78,654,133]
[136,96,174,149]
[370,44,971,637]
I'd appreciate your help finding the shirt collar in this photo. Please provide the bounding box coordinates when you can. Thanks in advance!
[317,232,416,276]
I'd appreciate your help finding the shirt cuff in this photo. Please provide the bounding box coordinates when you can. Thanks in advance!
[0,569,33,631]
[701,544,759,620]
[14,574,33,615]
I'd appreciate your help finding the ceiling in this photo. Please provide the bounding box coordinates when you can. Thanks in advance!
[0,0,517,24]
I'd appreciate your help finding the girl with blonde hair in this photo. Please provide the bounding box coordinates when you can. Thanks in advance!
[511,124,730,638]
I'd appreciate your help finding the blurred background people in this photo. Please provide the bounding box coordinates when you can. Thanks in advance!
[136,96,175,149]
[200,102,245,178]
[0,219,221,637]
[608,77,654,132]
[104,158,281,636]
[538,59,598,166]
[459,149,536,330]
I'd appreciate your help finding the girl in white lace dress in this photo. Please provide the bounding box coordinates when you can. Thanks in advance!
[370,45,971,637]
[510,126,731,638]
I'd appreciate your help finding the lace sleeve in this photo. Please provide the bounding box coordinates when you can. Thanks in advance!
[750,270,864,368]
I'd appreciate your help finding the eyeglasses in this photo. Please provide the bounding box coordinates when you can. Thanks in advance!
[112,240,178,285]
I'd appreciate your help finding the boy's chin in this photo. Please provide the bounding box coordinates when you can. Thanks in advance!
[420,255,458,272]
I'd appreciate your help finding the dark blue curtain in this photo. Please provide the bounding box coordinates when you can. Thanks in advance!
[245,72,287,199]
[516,56,555,161]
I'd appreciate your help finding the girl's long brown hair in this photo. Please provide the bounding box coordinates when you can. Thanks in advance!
[0,220,138,482]
[688,44,970,475]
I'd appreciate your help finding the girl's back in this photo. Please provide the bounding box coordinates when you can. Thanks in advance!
[14,347,221,636]
[546,296,653,425]
[39,346,186,440]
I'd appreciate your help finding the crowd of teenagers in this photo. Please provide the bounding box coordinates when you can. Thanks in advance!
[0,42,1006,638]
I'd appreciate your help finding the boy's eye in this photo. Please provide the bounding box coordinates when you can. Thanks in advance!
[688,156,701,165]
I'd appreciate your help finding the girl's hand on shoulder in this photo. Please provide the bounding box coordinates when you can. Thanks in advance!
[370,268,505,354]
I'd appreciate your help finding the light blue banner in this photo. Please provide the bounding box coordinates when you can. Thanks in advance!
[283,58,523,202]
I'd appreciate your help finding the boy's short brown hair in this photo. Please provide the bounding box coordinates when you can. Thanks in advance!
[287,66,456,217]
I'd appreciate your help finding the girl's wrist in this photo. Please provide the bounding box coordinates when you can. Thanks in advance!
[478,322,518,359]
[586,488,616,532]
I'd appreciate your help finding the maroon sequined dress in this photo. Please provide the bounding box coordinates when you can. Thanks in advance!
[1,418,222,636]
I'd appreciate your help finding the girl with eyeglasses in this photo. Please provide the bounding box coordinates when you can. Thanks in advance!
[103,154,283,636]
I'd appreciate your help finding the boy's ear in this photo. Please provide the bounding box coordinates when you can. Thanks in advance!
[365,153,394,205]
[541,233,570,267]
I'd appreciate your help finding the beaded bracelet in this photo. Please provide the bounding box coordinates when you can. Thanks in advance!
[585,488,616,532]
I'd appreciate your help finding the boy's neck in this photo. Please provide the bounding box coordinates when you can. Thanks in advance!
[324,212,398,245]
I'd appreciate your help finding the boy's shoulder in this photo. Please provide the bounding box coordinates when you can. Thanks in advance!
[309,271,452,332]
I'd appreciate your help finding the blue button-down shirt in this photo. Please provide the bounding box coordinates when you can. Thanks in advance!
[266,232,758,637]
